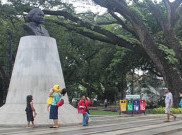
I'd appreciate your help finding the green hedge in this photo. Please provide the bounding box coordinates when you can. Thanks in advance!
[147,107,182,114]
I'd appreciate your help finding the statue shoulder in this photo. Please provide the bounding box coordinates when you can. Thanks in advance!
[40,26,50,37]
[23,23,33,29]
[23,23,36,35]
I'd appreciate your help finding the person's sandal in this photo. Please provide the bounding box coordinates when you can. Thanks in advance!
[50,126,59,128]
[174,116,177,120]
[164,120,170,122]
[26,127,31,128]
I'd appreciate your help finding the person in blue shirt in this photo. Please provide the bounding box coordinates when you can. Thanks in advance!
[179,93,182,115]
[179,99,182,113]
[179,99,182,107]
[49,85,62,128]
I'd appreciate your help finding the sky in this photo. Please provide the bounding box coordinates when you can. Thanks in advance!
[1,0,176,14]
[63,0,106,14]
[60,0,175,13]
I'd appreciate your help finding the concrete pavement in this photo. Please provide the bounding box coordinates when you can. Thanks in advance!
[0,114,182,135]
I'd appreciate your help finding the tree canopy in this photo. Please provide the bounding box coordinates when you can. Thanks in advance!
[1,0,182,106]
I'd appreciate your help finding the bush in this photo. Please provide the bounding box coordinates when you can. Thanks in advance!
[147,107,182,114]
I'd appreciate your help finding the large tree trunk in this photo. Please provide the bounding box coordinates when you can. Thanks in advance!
[135,22,182,107]
[121,73,127,99]
[117,74,127,99]
[146,0,182,106]
[162,65,182,106]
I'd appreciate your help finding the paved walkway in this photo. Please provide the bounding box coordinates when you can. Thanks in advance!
[1,114,182,135]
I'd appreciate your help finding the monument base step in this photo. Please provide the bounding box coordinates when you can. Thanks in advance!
[0,103,82,125]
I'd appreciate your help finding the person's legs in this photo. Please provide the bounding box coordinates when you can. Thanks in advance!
[53,119,58,127]
[32,121,35,127]
[165,106,176,121]
[50,105,59,128]
[82,113,86,126]
[167,113,170,121]
[27,121,30,127]
[165,105,170,121]
[169,113,177,120]
[85,112,89,125]
[169,113,175,116]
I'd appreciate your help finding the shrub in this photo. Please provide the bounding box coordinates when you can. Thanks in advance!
[147,107,182,114]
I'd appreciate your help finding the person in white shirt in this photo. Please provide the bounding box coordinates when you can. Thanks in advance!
[165,88,177,122]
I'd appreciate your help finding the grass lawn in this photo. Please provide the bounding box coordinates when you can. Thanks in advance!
[90,110,119,115]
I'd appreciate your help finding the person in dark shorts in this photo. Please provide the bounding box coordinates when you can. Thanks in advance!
[49,86,67,128]
[25,95,37,128]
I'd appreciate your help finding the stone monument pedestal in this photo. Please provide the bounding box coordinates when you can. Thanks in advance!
[0,104,81,125]
[0,36,82,125]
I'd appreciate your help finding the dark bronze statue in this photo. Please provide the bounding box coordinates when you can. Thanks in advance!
[23,8,50,36]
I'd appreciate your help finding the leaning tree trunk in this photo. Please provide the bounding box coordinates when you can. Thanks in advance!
[137,27,182,107]
[162,65,182,107]
[110,1,182,107]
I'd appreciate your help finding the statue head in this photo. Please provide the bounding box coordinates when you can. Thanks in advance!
[26,8,45,24]
[24,8,49,36]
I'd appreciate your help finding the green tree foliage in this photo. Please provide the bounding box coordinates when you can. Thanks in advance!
[1,0,177,105]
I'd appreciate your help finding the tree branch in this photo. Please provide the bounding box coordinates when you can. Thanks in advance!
[163,0,182,27]
[109,10,138,38]
[172,0,182,9]
[67,47,104,80]
[46,19,116,45]
[171,0,182,27]
[93,0,172,79]
[142,0,182,63]
[163,0,173,28]
[47,18,148,57]
[41,9,142,51]
[97,21,118,25]
[141,67,162,77]
[24,8,147,57]
[145,0,165,30]
[160,0,182,62]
